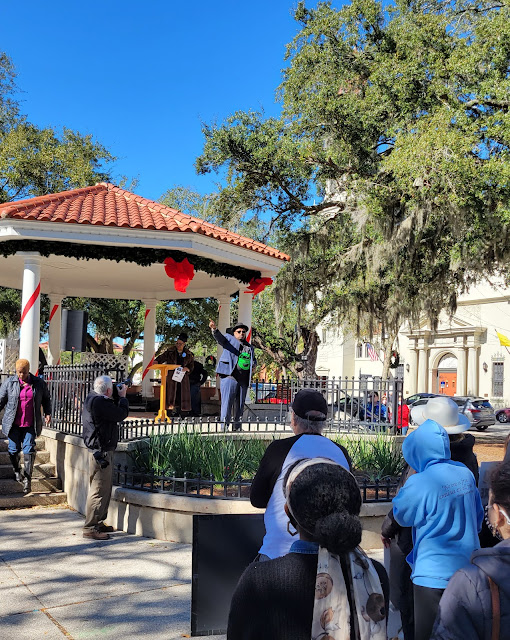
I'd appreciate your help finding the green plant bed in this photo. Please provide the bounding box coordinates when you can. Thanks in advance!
[129,432,269,481]
[129,432,405,484]
[333,434,405,480]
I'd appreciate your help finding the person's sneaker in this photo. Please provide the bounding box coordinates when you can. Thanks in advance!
[83,529,110,540]
[97,523,115,533]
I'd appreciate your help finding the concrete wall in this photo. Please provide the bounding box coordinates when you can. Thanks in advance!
[42,429,390,549]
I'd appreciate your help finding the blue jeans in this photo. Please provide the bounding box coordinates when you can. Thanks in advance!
[8,425,36,455]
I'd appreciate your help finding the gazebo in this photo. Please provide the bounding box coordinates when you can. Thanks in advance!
[0,183,289,395]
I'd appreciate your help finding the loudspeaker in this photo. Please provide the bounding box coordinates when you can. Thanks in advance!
[60,309,88,352]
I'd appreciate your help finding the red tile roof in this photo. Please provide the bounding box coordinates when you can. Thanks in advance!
[0,183,290,262]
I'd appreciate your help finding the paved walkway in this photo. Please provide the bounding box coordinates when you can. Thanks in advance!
[0,506,400,640]
[0,506,225,640]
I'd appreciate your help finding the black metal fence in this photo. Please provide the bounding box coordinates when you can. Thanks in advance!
[114,465,398,503]
[117,415,396,441]
[40,369,404,437]
[251,376,404,429]
[44,363,125,435]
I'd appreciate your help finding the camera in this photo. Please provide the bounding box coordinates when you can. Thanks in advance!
[93,450,109,469]
[111,378,132,403]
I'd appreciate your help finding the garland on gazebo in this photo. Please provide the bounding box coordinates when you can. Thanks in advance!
[0,239,260,283]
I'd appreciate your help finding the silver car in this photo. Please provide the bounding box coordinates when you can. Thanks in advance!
[452,396,496,431]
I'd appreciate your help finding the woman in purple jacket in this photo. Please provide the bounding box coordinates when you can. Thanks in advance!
[431,460,510,640]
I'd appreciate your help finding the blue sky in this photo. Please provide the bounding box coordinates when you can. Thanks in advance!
[0,1,305,202]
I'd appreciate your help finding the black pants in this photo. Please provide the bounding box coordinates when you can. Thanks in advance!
[413,584,444,640]
[389,541,414,640]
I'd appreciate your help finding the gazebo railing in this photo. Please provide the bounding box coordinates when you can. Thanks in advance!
[44,363,125,435]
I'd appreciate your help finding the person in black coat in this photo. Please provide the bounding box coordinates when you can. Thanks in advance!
[431,459,510,639]
[188,361,208,416]
[228,459,389,640]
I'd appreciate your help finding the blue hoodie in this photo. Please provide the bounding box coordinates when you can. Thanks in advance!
[393,419,483,589]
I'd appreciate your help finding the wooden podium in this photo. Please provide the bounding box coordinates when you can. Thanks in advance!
[148,363,179,422]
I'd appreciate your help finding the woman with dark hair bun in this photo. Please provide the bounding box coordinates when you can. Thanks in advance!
[431,459,510,639]
[227,458,389,640]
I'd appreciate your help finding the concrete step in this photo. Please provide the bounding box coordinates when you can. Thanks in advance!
[0,492,67,509]
[0,477,62,494]
[0,463,56,479]
[0,437,46,452]
[0,450,50,465]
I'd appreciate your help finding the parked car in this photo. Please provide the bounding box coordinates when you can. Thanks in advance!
[452,396,496,431]
[335,392,365,420]
[405,392,440,406]
[495,407,510,423]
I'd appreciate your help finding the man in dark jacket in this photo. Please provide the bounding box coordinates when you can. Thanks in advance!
[209,319,256,431]
[82,375,129,540]
[188,360,208,416]
[0,358,51,494]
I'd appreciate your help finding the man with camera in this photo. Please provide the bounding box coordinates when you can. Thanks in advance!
[82,375,129,540]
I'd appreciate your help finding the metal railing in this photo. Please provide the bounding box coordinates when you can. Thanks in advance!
[114,465,398,503]
[44,363,125,435]
[41,372,404,437]
[250,376,405,430]
[117,415,395,441]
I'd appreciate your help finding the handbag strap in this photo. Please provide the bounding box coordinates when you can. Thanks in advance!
[489,576,500,640]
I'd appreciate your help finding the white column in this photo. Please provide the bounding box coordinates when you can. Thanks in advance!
[218,296,231,334]
[141,300,158,398]
[457,348,467,396]
[237,290,253,331]
[47,294,63,365]
[467,347,478,396]
[417,348,428,392]
[18,252,41,373]
[406,349,418,396]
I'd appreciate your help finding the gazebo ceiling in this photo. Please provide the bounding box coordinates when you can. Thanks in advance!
[0,183,289,300]
[0,252,244,300]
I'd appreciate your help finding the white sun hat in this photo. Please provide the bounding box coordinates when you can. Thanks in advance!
[410,396,471,434]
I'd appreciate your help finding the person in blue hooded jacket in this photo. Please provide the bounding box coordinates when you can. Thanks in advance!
[430,459,510,640]
[393,419,483,640]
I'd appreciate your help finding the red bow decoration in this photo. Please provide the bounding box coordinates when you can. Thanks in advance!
[164,257,195,293]
[244,277,273,298]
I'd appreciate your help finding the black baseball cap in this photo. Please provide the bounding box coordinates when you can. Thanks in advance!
[291,389,328,421]
[232,323,249,332]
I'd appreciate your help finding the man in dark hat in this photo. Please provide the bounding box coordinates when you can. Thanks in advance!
[209,319,256,431]
[155,332,194,415]
[250,389,351,560]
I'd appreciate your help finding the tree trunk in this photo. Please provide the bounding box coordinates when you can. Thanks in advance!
[297,327,319,379]
[381,330,398,379]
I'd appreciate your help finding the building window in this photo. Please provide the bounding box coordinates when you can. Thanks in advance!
[356,343,363,358]
[492,361,504,397]
[322,329,328,344]
[365,344,370,358]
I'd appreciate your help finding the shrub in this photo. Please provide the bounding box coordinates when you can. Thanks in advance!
[130,433,268,481]
[333,434,405,480]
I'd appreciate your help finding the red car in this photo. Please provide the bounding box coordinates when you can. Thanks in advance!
[495,407,510,423]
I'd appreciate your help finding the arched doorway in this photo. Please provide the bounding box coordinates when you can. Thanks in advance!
[436,354,457,396]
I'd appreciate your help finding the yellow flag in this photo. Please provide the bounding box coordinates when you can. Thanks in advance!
[497,331,510,347]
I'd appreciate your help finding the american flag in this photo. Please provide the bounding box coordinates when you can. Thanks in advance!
[366,343,379,362]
